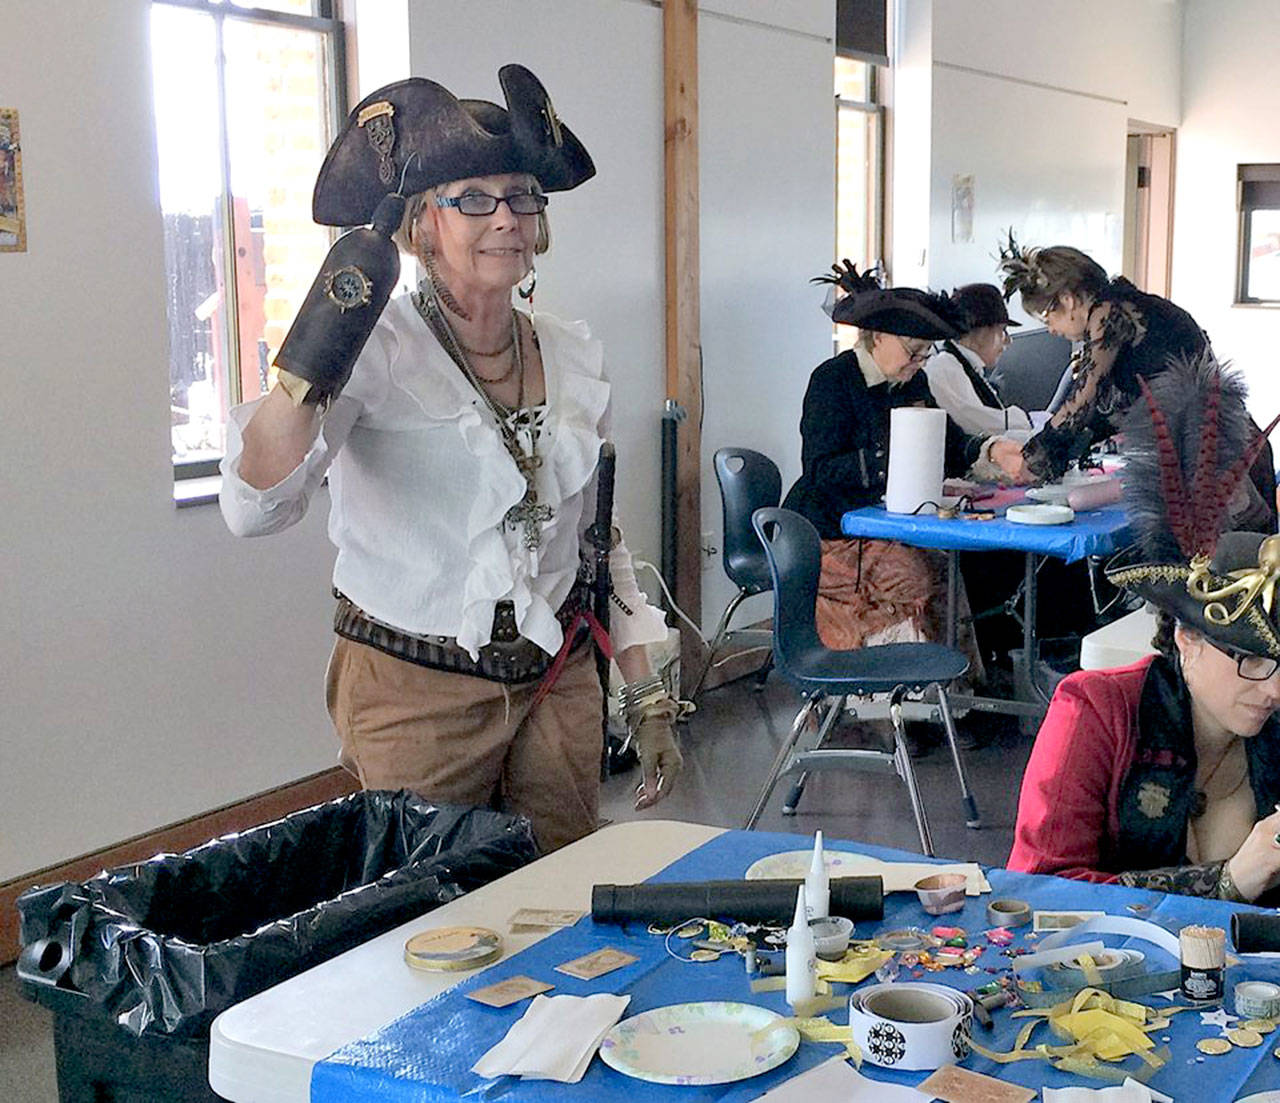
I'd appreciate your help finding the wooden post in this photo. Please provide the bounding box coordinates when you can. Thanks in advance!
[663,0,702,681]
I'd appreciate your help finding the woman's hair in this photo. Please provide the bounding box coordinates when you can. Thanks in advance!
[999,242,1108,315]
[1152,609,1178,659]
[393,178,551,262]
[857,328,877,352]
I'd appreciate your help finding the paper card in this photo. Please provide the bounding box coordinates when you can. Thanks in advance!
[554,948,639,980]
[917,1065,1036,1103]
[748,1055,925,1101]
[508,907,586,932]
[465,975,554,1008]
[1033,910,1105,932]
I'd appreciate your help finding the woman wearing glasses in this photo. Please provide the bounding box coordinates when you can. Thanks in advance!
[220,68,680,853]
[1009,361,1280,900]
[782,265,1015,670]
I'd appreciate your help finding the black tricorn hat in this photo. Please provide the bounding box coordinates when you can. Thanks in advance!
[952,283,1021,331]
[1104,355,1280,659]
[814,261,961,340]
[312,65,595,227]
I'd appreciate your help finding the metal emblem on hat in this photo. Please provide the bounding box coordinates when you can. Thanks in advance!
[324,265,374,312]
[357,100,397,185]
[539,94,563,147]
[1187,534,1280,626]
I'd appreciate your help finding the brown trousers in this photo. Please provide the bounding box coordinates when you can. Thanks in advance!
[326,636,604,854]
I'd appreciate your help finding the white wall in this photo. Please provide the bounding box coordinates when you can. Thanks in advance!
[1,0,339,881]
[890,0,1181,310]
[407,0,834,633]
[1172,0,1280,422]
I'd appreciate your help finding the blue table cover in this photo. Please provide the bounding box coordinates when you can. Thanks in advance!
[311,830,1280,1102]
[840,505,1131,563]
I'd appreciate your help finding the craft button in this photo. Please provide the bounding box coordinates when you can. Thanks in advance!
[1228,1028,1264,1048]
[1197,1038,1232,1055]
[690,949,721,962]
[1244,1019,1278,1033]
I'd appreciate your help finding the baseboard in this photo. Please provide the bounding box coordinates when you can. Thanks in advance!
[0,767,359,966]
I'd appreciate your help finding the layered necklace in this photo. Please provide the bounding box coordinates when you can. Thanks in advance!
[412,277,552,552]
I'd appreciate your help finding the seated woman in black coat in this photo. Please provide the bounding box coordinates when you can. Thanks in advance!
[783,264,1020,655]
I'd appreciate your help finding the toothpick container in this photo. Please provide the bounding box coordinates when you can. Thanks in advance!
[1180,925,1226,1002]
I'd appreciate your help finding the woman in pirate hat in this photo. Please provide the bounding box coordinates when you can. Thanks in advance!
[781,263,1019,684]
[1009,356,1280,901]
[219,67,679,852]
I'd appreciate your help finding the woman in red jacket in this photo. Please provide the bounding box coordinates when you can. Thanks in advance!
[1009,358,1280,901]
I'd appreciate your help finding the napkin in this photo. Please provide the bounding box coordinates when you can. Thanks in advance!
[1043,1079,1173,1103]
[472,993,631,1083]
[747,1055,925,1101]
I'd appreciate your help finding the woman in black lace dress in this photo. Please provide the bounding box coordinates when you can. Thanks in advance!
[995,238,1207,482]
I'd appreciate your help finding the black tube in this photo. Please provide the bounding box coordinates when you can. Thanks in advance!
[591,878,883,926]
[660,402,680,599]
[1232,911,1280,953]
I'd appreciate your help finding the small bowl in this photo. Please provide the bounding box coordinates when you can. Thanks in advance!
[914,873,967,916]
[809,916,854,961]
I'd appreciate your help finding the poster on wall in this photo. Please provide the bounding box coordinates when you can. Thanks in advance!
[0,108,26,253]
[951,173,974,245]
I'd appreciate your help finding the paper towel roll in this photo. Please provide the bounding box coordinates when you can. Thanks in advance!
[885,407,947,515]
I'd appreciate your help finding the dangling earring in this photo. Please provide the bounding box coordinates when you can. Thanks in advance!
[518,264,537,302]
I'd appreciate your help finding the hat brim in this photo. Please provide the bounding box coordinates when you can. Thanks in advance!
[831,289,960,339]
[1104,533,1280,660]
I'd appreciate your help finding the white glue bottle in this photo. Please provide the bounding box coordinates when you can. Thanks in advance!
[805,830,830,920]
[786,884,817,1007]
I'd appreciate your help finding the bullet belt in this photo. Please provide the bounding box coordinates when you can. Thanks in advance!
[333,580,592,685]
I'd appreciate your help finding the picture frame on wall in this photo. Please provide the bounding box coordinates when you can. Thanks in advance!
[1,108,27,253]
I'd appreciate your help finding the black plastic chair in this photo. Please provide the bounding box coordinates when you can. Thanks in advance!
[744,507,981,855]
[686,448,781,701]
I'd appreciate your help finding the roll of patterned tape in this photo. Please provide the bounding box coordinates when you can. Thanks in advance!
[1234,981,1280,1020]
[985,898,1031,928]
[848,982,974,1071]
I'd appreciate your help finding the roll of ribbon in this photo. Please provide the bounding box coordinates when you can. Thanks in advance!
[985,899,1031,928]
[1235,981,1280,1019]
[848,982,974,1071]
[1232,911,1280,954]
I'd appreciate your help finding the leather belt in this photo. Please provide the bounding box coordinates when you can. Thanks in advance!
[333,580,591,685]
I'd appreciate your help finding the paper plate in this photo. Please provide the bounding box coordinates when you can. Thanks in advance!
[598,1001,799,1085]
[1236,1094,1280,1103]
[1024,484,1073,504]
[1006,503,1074,526]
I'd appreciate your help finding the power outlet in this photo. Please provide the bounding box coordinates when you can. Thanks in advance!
[700,531,719,572]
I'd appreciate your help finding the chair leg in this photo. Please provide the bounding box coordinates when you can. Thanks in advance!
[889,689,934,856]
[781,773,808,815]
[686,588,749,701]
[745,697,819,830]
[935,685,982,829]
[780,695,842,815]
[752,651,774,692]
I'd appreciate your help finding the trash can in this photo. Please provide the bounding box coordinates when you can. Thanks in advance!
[17,790,538,1102]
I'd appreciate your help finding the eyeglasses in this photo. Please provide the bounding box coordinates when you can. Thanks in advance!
[894,335,935,364]
[434,190,549,217]
[1034,298,1060,324]
[1209,639,1280,681]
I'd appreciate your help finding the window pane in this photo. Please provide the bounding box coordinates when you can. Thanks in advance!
[1245,209,1280,301]
[835,56,869,101]
[835,104,876,352]
[223,19,335,405]
[151,5,232,465]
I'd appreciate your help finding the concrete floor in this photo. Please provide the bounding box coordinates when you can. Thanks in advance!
[0,671,1031,1101]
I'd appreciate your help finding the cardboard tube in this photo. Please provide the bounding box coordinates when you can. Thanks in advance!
[591,878,883,925]
[1232,911,1280,953]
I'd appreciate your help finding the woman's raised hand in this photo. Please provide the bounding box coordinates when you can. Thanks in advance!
[988,438,1033,485]
[1226,807,1280,901]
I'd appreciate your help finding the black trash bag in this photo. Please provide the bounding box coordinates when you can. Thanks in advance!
[18,790,537,1038]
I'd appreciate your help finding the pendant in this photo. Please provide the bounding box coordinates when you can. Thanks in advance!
[505,486,553,550]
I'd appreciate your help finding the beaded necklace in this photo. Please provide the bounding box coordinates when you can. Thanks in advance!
[412,279,552,551]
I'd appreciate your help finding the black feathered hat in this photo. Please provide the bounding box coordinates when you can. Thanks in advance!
[1105,355,1280,658]
[813,261,962,340]
[312,65,595,227]
[952,283,1020,331]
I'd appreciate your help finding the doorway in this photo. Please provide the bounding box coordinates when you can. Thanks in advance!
[1122,126,1176,296]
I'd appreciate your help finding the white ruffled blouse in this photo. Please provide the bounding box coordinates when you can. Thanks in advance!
[220,295,667,660]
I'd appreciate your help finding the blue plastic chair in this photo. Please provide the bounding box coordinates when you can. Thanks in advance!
[686,448,780,701]
[745,507,981,854]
